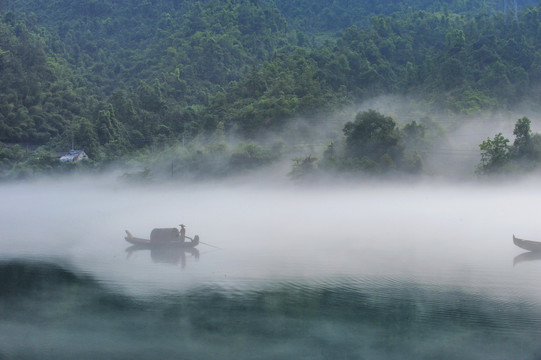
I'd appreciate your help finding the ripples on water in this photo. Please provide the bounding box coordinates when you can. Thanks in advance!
[2,181,541,359]
[1,259,541,360]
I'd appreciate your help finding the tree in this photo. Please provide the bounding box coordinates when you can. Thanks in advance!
[96,104,123,148]
[343,109,402,162]
[74,118,100,160]
[402,120,426,151]
[229,143,276,171]
[289,155,317,179]
[320,141,337,169]
[445,29,466,52]
[477,133,510,174]
[512,116,534,160]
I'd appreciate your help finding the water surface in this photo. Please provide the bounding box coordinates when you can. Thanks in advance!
[1,178,541,359]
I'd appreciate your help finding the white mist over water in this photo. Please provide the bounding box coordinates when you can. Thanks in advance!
[1,176,541,299]
[4,176,541,360]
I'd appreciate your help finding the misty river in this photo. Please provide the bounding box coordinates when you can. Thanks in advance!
[1,177,541,359]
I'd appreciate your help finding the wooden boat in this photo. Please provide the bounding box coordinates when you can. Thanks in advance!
[125,230,200,248]
[513,235,541,252]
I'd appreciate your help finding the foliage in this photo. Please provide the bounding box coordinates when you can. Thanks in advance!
[477,133,511,174]
[477,117,541,175]
[343,110,402,162]
[301,109,434,176]
[0,147,93,180]
[229,143,279,171]
[512,116,535,160]
[121,139,284,181]
[2,0,541,179]
[0,144,25,171]
[289,155,317,179]
[274,0,537,33]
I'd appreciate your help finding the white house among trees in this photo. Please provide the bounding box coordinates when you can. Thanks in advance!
[59,150,88,163]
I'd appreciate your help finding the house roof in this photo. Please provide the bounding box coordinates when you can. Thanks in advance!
[59,149,88,162]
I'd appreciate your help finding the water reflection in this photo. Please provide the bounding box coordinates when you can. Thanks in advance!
[126,243,200,268]
[514,251,541,266]
[124,226,201,268]
[2,259,541,359]
[513,235,541,266]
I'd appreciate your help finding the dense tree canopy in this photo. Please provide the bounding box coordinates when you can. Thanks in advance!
[1,0,541,179]
[343,110,402,163]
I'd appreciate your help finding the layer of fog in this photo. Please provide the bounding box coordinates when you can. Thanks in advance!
[103,93,541,184]
[215,94,541,180]
[2,176,541,301]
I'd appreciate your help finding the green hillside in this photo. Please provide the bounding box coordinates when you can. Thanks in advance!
[1,0,541,179]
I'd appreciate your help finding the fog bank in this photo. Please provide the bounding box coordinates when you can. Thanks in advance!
[1,176,541,300]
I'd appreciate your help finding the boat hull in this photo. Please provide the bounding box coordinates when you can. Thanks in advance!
[513,235,541,252]
[125,230,199,248]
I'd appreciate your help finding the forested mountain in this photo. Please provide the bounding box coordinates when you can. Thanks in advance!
[274,0,538,33]
[8,0,291,96]
[1,0,541,179]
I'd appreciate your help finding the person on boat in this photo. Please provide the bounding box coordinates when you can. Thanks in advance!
[179,224,186,243]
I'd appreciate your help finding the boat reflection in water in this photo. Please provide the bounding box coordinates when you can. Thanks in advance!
[124,226,201,268]
[513,235,541,266]
[514,251,541,266]
[125,243,200,268]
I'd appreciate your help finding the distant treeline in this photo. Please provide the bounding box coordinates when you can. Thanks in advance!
[1,0,541,179]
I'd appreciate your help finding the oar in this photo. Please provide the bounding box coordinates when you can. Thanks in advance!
[185,236,221,249]
[199,241,221,249]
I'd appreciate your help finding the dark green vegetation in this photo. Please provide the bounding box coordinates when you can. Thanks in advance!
[1,0,540,180]
[290,110,435,179]
[477,116,541,174]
